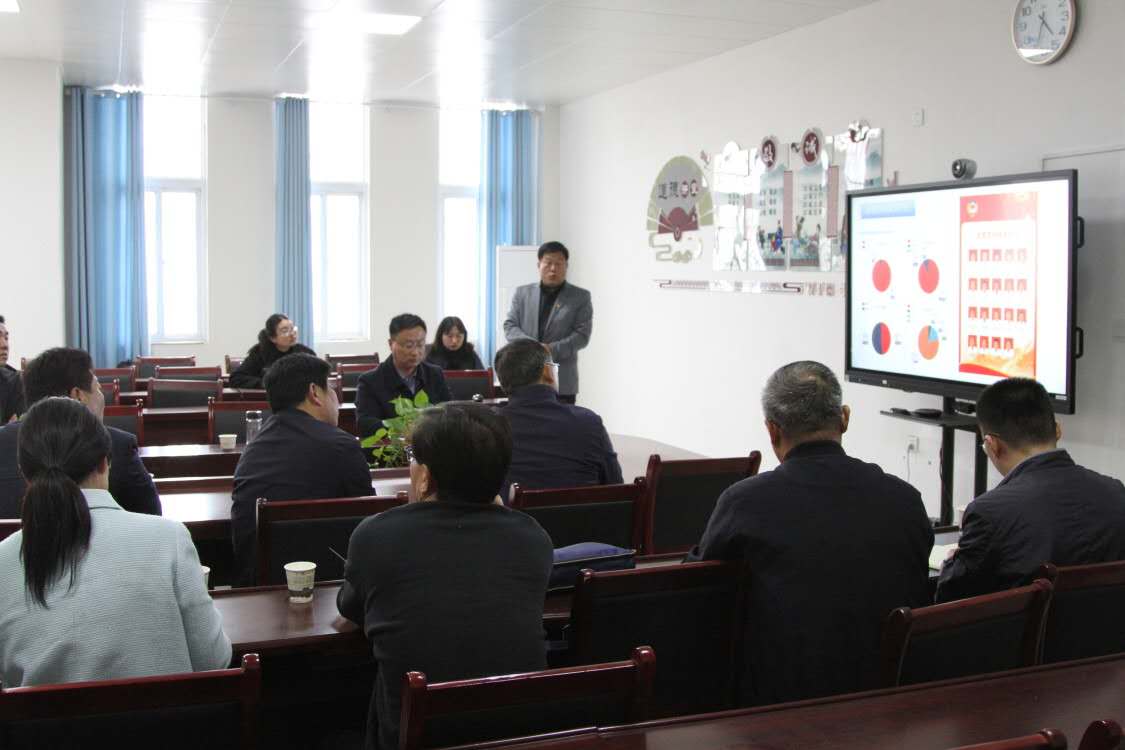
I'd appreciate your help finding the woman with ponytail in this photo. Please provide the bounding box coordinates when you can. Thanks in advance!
[0,397,231,686]
[229,313,316,388]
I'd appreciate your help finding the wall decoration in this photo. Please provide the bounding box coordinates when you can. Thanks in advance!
[646,155,714,263]
[750,135,788,271]
[828,120,884,270]
[706,142,760,271]
[789,127,830,270]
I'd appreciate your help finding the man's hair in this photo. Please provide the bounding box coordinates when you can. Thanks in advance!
[538,241,569,261]
[263,353,331,412]
[494,339,550,393]
[761,360,844,438]
[22,348,96,406]
[410,402,512,504]
[976,378,1057,449]
[389,313,427,337]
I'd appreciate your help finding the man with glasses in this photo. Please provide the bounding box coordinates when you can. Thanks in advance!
[356,314,452,438]
[0,316,23,422]
[494,338,621,502]
[504,241,592,405]
[935,377,1125,602]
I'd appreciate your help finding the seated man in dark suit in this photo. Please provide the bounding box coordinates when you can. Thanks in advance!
[0,316,25,423]
[338,402,553,750]
[936,378,1125,603]
[231,353,372,586]
[0,347,160,518]
[355,313,452,438]
[494,338,622,500]
[690,360,933,706]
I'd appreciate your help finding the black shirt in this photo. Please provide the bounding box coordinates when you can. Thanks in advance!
[0,366,23,423]
[425,345,485,371]
[690,440,933,706]
[538,282,565,342]
[229,342,317,389]
[354,358,452,438]
[230,408,372,586]
[338,499,553,750]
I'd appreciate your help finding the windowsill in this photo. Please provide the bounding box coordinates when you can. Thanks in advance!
[150,340,207,346]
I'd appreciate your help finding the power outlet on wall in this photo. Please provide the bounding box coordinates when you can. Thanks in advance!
[906,435,920,453]
[911,107,925,127]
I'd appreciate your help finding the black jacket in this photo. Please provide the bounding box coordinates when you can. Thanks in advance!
[425,345,485,371]
[690,440,933,706]
[0,366,23,424]
[228,342,317,389]
[0,421,161,518]
[936,450,1125,603]
[501,384,623,501]
[338,500,553,750]
[354,359,452,438]
[230,408,372,586]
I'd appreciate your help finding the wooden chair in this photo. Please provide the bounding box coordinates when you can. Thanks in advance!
[336,363,374,388]
[1037,561,1125,663]
[147,378,223,408]
[398,646,655,750]
[443,368,495,400]
[99,379,120,406]
[134,355,196,379]
[327,353,380,371]
[879,579,1053,688]
[642,452,762,555]
[255,494,407,585]
[224,355,245,375]
[153,365,223,381]
[1077,720,1123,750]
[154,476,235,494]
[327,374,344,403]
[946,729,1067,750]
[0,653,261,750]
[94,366,137,392]
[208,400,271,444]
[509,480,645,551]
[0,521,18,542]
[103,403,144,445]
[569,561,745,717]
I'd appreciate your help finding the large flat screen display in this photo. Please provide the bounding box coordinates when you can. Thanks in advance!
[845,170,1078,412]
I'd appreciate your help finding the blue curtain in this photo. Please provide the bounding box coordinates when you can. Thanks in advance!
[274,98,314,351]
[479,109,540,365]
[64,87,148,368]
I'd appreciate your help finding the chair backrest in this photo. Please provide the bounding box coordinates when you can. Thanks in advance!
[153,365,223,382]
[398,646,655,750]
[154,476,234,494]
[224,355,244,375]
[879,579,1053,688]
[134,355,196,379]
[0,521,18,541]
[946,729,1067,750]
[255,494,408,585]
[0,653,261,750]
[147,379,223,408]
[99,379,120,406]
[103,403,144,445]
[94,366,136,391]
[642,452,762,554]
[1077,720,1123,750]
[335,363,373,388]
[327,375,343,403]
[569,560,745,717]
[1037,561,1125,663]
[510,480,645,551]
[208,400,272,444]
[327,353,380,371]
[442,369,495,400]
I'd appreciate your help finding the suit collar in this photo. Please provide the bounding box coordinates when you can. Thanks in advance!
[508,383,560,405]
[999,449,1073,486]
[783,440,846,462]
[81,488,122,511]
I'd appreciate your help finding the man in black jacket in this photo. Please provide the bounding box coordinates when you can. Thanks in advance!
[0,347,160,517]
[494,338,622,501]
[690,360,933,706]
[936,378,1125,602]
[231,353,372,586]
[355,313,452,438]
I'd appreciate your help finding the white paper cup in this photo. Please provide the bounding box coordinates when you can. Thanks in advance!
[219,433,237,450]
[284,561,316,603]
[201,565,211,589]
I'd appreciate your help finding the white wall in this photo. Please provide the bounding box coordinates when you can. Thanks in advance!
[558,0,1125,518]
[540,105,561,242]
[0,61,62,365]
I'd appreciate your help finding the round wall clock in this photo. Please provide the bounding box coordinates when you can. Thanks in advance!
[1012,0,1077,65]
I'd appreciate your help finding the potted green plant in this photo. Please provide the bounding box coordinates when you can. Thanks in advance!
[360,390,430,467]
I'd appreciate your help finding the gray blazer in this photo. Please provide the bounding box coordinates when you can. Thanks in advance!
[0,488,231,687]
[503,282,593,396]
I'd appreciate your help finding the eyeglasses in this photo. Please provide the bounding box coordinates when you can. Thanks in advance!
[395,339,426,351]
[277,325,298,335]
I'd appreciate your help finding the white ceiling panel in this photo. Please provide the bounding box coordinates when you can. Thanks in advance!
[554,0,841,28]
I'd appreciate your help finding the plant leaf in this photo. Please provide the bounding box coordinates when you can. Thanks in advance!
[414,390,430,407]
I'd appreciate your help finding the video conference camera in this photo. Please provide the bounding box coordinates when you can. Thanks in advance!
[951,158,977,181]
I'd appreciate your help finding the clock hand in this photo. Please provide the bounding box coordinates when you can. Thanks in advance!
[1038,11,1055,37]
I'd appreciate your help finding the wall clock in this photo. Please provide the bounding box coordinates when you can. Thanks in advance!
[1012,0,1077,65]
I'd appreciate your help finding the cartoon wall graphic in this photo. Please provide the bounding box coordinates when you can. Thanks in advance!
[705,142,761,272]
[749,135,788,271]
[789,128,830,271]
[646,156,715,263]
[829,120,884,270]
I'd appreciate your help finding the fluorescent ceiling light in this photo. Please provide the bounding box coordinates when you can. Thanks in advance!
[357,13,420,35]
[0,0,20,14]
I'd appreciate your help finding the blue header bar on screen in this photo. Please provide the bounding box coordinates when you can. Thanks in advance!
[859,200,916,219]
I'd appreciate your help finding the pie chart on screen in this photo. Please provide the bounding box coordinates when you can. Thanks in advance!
[872,323,892,355]
[918,259,940,294]
[918,325,940,360]
[872,260,891,292]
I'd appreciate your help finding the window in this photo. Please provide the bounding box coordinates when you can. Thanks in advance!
[309,101,369,342]
[439,108,482,341]
[143,95,206,342]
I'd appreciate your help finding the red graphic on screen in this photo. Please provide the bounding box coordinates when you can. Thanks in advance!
[872,323,892,355]
[918,325,940,360]
[872,260,891,292]
[918,259,940,294]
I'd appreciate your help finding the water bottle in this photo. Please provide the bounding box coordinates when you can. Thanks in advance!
[245,410,263,444]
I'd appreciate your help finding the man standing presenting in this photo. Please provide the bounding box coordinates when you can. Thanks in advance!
[504,241,591,404]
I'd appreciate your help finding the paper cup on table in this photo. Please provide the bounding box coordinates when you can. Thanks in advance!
[219,433,237,450]
[201,565,211,589]
[284,561,316,603]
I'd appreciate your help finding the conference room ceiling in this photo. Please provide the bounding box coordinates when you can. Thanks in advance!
[0,0,876,105]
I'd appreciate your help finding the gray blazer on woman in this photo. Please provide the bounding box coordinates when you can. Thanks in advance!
[503,282,593,396]
[0,488,231,687]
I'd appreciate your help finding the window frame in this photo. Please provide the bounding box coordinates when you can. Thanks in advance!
[144,177,208,344]
[309,181,370,342]
[437,183,481,330]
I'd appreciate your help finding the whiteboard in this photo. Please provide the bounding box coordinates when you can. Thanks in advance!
[495,245,540,348]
